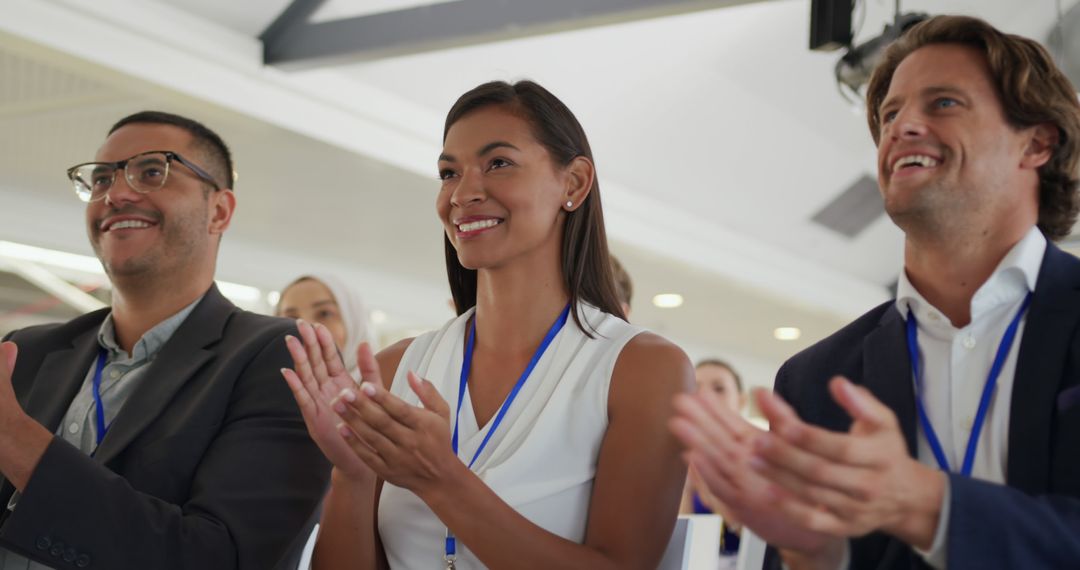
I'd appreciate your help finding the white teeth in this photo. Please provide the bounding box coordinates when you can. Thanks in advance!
[458,219,501,232]
[893,154,940,172]
[107,220,153,231]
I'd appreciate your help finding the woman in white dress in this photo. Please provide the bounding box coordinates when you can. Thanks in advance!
[283,80,693,569]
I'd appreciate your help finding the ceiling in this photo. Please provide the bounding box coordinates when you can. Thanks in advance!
[1,0,1078,390]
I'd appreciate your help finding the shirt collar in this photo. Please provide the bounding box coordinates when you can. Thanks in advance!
[895,226,1045,326]
[97,294,205,362]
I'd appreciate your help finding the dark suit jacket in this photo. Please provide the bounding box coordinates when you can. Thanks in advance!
[765,243,1080,569]
[0,285,331,570]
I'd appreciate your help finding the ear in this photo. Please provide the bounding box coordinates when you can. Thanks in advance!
[1020,123,1058,170]
[208,189,236,236]
[562,156,595,212]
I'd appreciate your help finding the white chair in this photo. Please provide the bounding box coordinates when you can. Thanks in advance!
[734,527,766,570]
[658,514,722,570]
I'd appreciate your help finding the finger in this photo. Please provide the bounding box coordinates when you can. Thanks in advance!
[750,443,867,511]
[313,323,348,378]
[297,319,331,382]
[754,431,873,496]
[334,386,413,446]
[408,372,450,421]
[697,389,755,442]
[362,379,426,430]
[755,388,802,432]
[281,367,318,414]
[759,387,881,468]
[356,342,382,387]
[673,392,756,447]
[768,491,852,538]
[829,377,896,432]
[284,334,324,399]
[1,341,16,375]
[338,421,390,473]
[670,417,753,483]
[686,450,765,510]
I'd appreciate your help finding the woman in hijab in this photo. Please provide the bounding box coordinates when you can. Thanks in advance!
[276,274,376,380]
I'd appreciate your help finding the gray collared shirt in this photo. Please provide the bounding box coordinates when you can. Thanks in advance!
[1,296,202,570]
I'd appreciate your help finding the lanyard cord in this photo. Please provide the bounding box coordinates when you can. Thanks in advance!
[91,348,111,447]
[906,292,1033,476]
[444,303,571,565]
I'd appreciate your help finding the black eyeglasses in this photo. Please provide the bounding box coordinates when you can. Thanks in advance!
[66,150,221,203]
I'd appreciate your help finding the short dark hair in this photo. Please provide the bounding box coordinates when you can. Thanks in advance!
[109,111,234,192]
[441,80,625,332]
[866,15,1080,241]
[695,359,743,393]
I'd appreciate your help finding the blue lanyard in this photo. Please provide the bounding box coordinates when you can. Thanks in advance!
[444,303,571,567]
[905,292,1032,476]
[91,348,111,447]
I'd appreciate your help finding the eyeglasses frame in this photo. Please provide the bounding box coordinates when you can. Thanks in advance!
[66,150,221,202]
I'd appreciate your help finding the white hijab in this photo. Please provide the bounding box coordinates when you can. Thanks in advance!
[280,273,377,380]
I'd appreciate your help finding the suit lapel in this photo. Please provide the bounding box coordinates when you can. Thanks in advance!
[93,285,234,464]
[862,308,918,457]
[22,318,104,433]
[1007,244,1080,494]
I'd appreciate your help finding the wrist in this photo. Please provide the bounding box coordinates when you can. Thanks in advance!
[331,466,376,489]
[885,464,945,550]
[416,458,469,511]
[0,414,51,491]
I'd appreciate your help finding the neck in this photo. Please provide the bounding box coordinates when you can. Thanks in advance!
[473,257,570,356]
[109,273,212,354]
[903,223,1031,328]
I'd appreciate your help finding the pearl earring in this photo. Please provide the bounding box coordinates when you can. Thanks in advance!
[566,201,573,208]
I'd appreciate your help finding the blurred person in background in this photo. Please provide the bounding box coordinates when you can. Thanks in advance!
[277,274,377,380]
[680,359,746,568]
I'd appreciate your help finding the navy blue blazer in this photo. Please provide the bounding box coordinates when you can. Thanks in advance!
[765,242,1080,569]
[0,285,331,570]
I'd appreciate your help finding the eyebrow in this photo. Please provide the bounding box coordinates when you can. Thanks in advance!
[438,140,521,163]
[881,85,965,113]
[311,300,338,309]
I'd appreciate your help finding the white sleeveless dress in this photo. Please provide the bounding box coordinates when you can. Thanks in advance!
[378,304,643,569]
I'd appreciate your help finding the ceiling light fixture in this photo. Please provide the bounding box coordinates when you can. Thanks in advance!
[774,327,802,341]
[652,293,684,309]
[0,240,264,306]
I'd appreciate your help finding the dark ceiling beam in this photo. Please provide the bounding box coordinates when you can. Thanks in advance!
[260,0,763,69]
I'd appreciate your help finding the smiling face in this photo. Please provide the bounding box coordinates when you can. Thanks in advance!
[86,123,229,285]
[875,43,1041,236]
[437,105,570,272]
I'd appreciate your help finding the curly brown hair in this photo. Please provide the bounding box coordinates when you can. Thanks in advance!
[866,15,1080,241]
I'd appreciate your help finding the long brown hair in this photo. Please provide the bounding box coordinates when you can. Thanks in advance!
[441,80,625,332]
[866,15,1080,241]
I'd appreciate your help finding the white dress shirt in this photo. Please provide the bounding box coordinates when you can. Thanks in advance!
[894,225,1046,568]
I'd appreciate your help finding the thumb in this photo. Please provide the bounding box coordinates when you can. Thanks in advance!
[828,376,896,432]
[408,371,449,421]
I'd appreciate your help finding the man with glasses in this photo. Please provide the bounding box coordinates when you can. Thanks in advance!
[0,111,330,569]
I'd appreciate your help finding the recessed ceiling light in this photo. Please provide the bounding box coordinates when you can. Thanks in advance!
[652,293,684,308]
[773,327,801,341]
